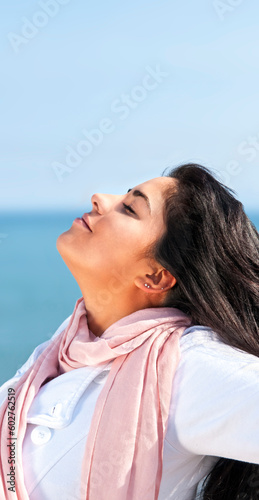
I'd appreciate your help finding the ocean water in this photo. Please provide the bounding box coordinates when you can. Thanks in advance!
[0,211,258,385]
[0,211,82,385]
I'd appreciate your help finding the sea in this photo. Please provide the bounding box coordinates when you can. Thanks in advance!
[0,210,258,385]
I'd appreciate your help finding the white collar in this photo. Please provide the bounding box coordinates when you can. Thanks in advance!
[27,362,112,428]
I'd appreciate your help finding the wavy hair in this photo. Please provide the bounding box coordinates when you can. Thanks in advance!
[151,163,259,499]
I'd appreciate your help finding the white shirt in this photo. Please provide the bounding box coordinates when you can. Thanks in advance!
[1,317,259,500]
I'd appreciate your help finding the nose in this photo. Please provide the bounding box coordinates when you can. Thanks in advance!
[91,193,122,215]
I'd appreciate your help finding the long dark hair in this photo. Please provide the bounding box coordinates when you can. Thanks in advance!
[151,163,259,499]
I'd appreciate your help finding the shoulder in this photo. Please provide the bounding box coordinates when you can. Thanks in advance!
[178,324,259,370]
[167,325,259,460]
[176,325,259,398]
[16,315,72,375]
[0,315,72,400]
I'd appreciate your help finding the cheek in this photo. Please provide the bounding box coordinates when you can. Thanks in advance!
[57,218,153,275]
[91,224,143,273]
[94,218,136,250]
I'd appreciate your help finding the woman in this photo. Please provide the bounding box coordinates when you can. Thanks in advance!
[0,163,258,500]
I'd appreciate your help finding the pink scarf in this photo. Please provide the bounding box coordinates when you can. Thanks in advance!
[0,297,191,499]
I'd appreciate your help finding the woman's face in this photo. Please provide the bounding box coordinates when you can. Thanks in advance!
[56,176,175,294]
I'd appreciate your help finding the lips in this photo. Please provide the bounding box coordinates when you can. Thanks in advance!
[82,214,92,232]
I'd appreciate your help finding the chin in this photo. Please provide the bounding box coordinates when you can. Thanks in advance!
[56,231,66,253]
[56,230,74,261]
[56,230,83,281]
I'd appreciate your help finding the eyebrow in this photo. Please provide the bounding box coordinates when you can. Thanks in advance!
[127,188,151,214]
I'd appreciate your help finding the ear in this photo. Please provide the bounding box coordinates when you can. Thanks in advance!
[134,268,176,293]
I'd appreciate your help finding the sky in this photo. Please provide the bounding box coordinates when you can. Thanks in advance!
[1,0,259,213]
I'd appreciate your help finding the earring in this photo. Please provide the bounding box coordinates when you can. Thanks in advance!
[161,287,164,290]
[144,283,151,288]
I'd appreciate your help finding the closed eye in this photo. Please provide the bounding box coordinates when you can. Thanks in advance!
[123,203,136,215]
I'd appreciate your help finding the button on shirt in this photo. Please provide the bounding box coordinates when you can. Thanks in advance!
[23,362,112,499]
[1,317,259,500]
[30,426,52,445]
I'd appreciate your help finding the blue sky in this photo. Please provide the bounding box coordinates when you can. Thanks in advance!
[1,0,259,213]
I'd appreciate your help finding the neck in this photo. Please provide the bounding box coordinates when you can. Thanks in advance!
[81,286,161,337]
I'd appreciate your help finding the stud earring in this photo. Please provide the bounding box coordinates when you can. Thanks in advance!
[144,283,150,288]
[161,287,164,290]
